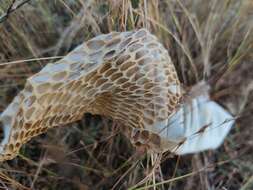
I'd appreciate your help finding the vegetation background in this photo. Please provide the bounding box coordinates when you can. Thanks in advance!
[0,0,252,189]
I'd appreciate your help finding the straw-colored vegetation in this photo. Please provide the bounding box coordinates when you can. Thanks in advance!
[0,0,252,189]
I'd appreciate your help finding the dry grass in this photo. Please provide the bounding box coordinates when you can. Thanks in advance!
[0,0,252,189]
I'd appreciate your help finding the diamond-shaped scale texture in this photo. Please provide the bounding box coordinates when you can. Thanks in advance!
[0,29,181,161]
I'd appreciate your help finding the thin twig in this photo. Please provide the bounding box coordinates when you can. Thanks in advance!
[0,0,32,23]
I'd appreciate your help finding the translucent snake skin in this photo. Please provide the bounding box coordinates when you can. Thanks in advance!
[0,29,234,161]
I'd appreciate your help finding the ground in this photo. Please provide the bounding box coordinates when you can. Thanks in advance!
[0,0,252,189]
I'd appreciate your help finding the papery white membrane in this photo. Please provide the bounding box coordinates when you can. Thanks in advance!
[156,95,234,154]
